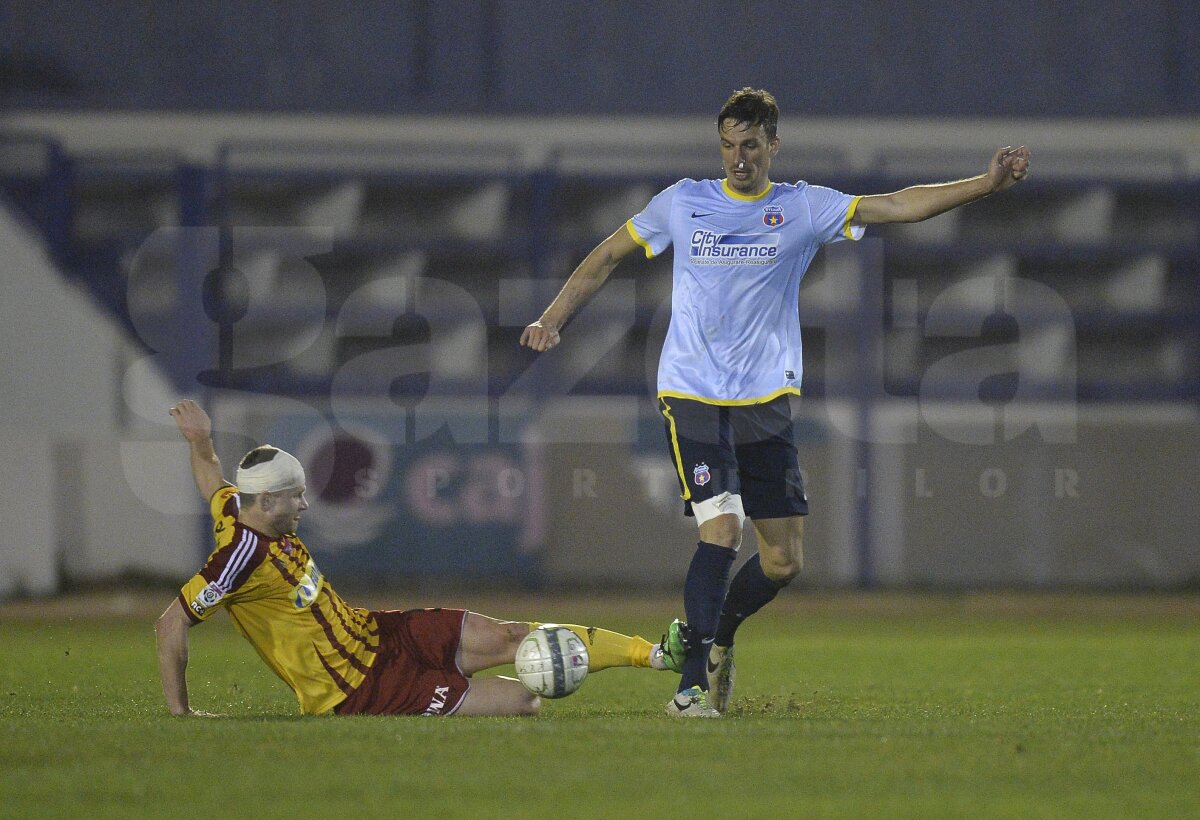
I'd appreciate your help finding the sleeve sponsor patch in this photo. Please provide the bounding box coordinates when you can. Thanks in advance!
[189,581,226,617]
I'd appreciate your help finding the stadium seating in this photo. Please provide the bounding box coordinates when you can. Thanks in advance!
[2,132,1195,404]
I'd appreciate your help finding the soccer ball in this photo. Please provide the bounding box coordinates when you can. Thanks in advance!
[515,625,589,698]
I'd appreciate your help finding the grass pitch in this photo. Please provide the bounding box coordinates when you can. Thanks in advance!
[1,591,1197,819]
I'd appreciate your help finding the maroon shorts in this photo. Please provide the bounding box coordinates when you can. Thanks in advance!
[334,608,470,717]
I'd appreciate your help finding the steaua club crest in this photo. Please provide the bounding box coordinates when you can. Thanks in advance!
[763,205,784,227]
[693,463,711,486]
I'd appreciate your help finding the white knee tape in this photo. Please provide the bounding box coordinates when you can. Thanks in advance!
[691,491,746,528]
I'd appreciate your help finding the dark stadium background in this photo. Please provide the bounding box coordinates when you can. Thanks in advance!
[1,1,1197,599]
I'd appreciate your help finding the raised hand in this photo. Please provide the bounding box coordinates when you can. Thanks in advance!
[989,145,1031,192]
[169,399,213,443]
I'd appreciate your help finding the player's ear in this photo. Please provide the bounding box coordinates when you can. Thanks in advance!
[259,492,274,511]
[770,136,780,157]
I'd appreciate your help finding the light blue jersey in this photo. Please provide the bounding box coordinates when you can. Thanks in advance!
[628,178,863,404]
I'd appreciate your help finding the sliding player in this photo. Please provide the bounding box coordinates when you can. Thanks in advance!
[155,400,671,717]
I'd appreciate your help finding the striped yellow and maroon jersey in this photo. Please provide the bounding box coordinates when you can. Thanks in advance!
[178,485,380,715]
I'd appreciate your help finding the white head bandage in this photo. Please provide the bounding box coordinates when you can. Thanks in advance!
[236,448,306,493]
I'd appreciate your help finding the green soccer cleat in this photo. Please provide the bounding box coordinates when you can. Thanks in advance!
[665,685,721,718]
[706,644,736,713]
[659,618,690,674]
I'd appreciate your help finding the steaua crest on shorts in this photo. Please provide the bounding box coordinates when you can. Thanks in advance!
[693,463,711,486]
[763,205,784,227]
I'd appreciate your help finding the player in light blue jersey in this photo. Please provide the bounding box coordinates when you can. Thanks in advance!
[521,88,1030,717]
[630,174,861,402]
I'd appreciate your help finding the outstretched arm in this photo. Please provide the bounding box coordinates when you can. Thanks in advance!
[853,146,1031,226]
[169,400,230,501]
[155,600,200,716]
[520,224,641,352]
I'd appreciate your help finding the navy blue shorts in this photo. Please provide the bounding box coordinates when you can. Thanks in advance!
[658,394,808,520]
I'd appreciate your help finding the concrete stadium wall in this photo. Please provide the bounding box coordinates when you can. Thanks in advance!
[0,201,196,598]
[204,396,1200,591]
[529,397,859,588]
[537,401,1200,590]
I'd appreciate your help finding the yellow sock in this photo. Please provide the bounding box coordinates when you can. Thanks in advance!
[529,622,654,671]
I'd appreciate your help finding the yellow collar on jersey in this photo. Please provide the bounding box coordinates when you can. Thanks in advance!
[722,179,774,201]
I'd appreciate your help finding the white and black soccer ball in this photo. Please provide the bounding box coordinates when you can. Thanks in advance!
[515,624,589,698]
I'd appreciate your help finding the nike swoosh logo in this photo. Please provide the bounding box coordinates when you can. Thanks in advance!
[691,211,715,218]
[672,692,704,711]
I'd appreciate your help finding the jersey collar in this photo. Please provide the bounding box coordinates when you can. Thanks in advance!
[721,179,773,201]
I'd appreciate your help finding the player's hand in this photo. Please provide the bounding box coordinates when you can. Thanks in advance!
[170,707,223,717]
[185,709,224,718]
[169,399,213,443]
[520,321,561,352]
[988,145,1030,192]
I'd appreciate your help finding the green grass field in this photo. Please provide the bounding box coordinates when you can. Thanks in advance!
[1,591,1197,819]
